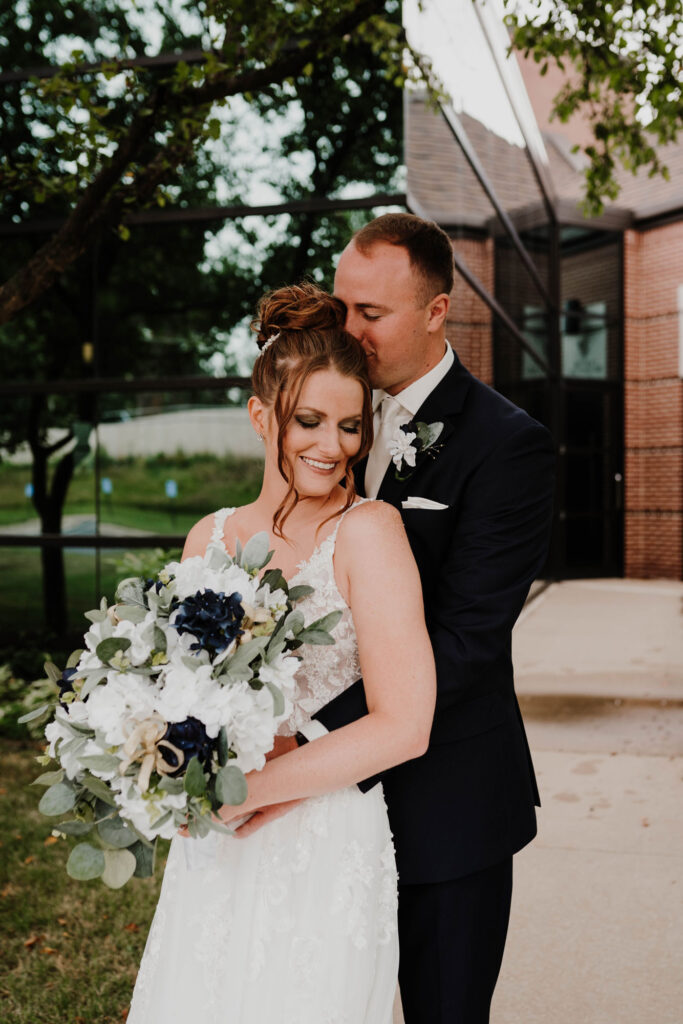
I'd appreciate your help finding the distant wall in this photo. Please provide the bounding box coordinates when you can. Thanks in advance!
[624,221,683,578]
[97,407,264,460]
[4,408,264,465]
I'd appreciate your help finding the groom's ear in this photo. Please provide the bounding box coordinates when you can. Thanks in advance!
[426,293,450,333]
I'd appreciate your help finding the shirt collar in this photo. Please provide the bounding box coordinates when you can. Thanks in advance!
[372,343,455,416]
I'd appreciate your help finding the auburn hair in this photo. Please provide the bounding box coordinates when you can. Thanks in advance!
[251,282,373,538]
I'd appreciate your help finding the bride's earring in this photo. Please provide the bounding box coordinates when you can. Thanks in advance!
[256,432,264,442]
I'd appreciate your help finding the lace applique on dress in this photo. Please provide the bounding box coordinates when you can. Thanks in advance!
[211,503,364,735]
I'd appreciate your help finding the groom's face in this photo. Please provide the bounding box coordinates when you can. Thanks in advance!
[334,241,443,395]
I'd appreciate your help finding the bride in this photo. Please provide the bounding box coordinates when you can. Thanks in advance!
[127,282,436,1023]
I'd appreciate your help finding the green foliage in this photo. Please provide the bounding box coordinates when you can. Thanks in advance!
[504,0,682,213]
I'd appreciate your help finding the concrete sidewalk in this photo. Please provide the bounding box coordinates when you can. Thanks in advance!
[394,579,683,1024]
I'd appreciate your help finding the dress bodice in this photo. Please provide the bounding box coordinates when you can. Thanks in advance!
[210,503,366,734]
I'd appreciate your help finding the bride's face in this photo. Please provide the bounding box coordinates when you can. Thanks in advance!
[271,367,364,497]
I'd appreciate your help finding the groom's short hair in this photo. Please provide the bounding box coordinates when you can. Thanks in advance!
[353,213,454,303]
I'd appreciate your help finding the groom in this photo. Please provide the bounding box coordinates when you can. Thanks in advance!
[246,213,555,1022]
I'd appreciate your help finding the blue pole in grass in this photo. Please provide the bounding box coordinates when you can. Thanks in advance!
[165,479,178,527]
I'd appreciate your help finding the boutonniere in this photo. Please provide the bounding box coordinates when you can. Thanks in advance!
[388,420,444,480]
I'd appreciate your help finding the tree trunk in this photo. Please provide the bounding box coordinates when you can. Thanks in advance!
[28,396,77,638]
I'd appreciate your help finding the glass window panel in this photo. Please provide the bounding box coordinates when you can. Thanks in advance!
[405,0,553,295]
[560,232,621,325]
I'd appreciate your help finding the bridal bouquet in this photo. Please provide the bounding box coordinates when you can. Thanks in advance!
[22,533,340,889]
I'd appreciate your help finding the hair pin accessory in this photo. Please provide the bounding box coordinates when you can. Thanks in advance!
[260,331,281,355]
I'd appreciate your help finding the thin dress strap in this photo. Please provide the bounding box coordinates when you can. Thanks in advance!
[210,507,235,549]
[327,497,372,550]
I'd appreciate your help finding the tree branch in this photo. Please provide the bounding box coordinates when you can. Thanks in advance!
[0,0,386,326]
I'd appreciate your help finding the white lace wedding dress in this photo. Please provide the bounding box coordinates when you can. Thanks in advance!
[128,503,399,1024]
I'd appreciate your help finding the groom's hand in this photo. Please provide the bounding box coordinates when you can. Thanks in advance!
[265,735,298,760]
[233,799,303,837]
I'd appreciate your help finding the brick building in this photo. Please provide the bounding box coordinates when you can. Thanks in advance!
[404,0,683,579]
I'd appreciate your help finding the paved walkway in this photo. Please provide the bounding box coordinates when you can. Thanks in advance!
[394,578,683,1024]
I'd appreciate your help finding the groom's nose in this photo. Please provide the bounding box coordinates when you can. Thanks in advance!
[343,308,363,343]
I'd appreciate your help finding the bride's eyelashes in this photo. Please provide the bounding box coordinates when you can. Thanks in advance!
[294,416,360,435]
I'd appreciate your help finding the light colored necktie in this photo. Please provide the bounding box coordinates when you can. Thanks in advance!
[364,395,405,498]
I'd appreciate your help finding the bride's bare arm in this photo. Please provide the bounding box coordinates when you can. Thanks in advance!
[219,501,436,822]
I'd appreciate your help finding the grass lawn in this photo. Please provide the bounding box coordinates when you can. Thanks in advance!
[0,452,264,531]
[0,741,167,1023]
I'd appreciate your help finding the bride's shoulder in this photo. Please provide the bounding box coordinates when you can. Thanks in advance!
[337,499,405,551]
[182,507,234,559]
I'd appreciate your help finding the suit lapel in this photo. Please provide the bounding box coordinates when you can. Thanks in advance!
[377,355,472,506]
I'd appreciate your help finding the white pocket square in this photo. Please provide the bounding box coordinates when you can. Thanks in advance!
[401,497,449,510]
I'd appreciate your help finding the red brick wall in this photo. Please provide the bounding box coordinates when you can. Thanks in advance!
[624,223,683,578]
[446,236,494,385]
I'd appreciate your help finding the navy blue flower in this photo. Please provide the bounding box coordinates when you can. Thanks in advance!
[162,717,213,775]
[172,588,245,656]
[144,577,166,594]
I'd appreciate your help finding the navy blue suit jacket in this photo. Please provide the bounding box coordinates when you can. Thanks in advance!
[314,354,555,884]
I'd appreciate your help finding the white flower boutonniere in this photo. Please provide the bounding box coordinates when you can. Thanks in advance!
[389,420,445,480]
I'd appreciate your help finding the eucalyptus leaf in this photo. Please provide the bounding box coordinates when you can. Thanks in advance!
[61,719,95,737]
[66,648,84,669]
[153,625,167,653]
[81,773,118,806]
[97,815,138,849]
[17,704,51,724]
[132,839,156,878]
[39,782,77,816]
[84,607,107,624]
[115,604,148,624]
[189,814,210,839]
[215,763,247,806]
[217,726,230,767]
[260,568,289,593]
[96,637,132,663]
[204,815,236,836]
[265,681,285,717]
[241,532,272,572]
[56,818,95,836]
[43,661,62,684]
[288,584,314,602]
[116,577,146,606]
[298,628,336,646]
[223,636,268,682]
[150,809,173,830]
[101,848,137,889]
[79,753,121,774]
[157,776,184,795]
[66,842,105,881]
[305,610,343,634]
[184,756,206,797]
[234,537,243,563]
[415,420,444,447]
[31,769,64,787]
[79,674,106,700]
[283,609,305,635]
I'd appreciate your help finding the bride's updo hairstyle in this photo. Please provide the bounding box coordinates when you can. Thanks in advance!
[251,282,373,538]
